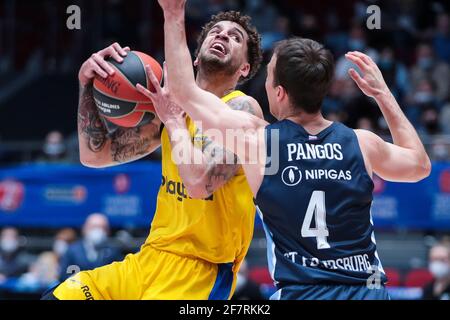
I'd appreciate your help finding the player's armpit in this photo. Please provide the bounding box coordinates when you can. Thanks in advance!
[355,129,431,183]
[77,84,162,168]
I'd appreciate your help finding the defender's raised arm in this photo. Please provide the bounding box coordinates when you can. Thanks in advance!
[347,51,432,182]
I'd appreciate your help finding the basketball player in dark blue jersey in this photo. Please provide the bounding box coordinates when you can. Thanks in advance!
[139,0,432,300]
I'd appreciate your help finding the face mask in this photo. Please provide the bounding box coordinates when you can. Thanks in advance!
[1,239,19,253]
[43,143,65,156]
[418,57,433,70]
[414,92,434,104]
[348,39,366,51]
[53,240,68,256]
[86,228,107,246]
[433,145,449,160]
[429,261,450,279]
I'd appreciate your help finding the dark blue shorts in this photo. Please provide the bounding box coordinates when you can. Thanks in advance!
[272,284,390,300]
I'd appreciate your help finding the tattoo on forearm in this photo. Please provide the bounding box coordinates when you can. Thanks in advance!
[204,143,239,195]
[110,127,153,163]
[78,85,108,153]
[78,84,160,162]
[193,96,257,195]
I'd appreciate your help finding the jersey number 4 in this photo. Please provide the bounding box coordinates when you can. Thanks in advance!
[301,191,330,249]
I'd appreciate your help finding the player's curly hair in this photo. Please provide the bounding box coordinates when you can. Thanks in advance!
[195,11,263,84]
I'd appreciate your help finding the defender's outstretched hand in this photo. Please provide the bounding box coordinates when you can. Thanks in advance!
[137,63,186,125]
[345,51,389,99]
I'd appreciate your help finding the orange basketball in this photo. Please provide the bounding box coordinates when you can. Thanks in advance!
[93,51,162,128]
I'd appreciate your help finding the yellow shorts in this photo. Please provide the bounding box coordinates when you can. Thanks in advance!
[53,245,236,300]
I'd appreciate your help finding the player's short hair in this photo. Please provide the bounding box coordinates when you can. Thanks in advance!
[273,38,335,114]
[195,11,263,84]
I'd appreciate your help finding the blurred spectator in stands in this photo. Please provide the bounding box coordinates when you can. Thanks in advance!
[18,252,59,289]
[296,14,321,43]
[410,43,450,103]
[37,131,69,163]
[406,79,441,129]
[58,213,122,281]
[419,107,441,136]
[340,78,380,131]
[357,117,375,132]
[0,228,34,283]
[245,0,280,35]
[187,0,238,26]
[335,23,379,80]
[326,112,343,124]
[324,12,349,57]
[52,228,77,260]
[378,47,410,101]
[232,260,265,300]
[261,16,290,51]
[440,101,450,135]
[422,243,450,300]
[431,138,450,161]
[433,13,450,63]
[323,80,344,117]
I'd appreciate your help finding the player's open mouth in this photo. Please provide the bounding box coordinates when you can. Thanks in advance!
[209,42,228,56]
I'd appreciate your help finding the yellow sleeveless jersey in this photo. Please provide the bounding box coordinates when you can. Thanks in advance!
[144,90,256,268]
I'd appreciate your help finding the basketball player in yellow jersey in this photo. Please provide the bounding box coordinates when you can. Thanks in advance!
[42,12,263,300]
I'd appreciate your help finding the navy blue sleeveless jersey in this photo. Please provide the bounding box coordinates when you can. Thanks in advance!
[255,120,387,290]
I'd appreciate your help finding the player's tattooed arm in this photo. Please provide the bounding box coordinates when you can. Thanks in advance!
[77,84,162,167]
[199,95,264,196]
[163,95,263,199]
[110,126,159,163]
[77,84,108,153]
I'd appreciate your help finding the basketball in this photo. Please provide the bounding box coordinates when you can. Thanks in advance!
[93,51,162,128]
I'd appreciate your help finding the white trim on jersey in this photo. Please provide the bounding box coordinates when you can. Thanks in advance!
[369,203,385,274]
[256,206,279,286]
[270,288,282,300]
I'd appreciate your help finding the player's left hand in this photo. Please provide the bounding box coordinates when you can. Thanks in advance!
[137,62,186,125]
[345,51,389,99]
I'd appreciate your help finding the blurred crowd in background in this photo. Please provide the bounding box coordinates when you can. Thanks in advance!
[0,0,450,162]
[1,0,450,299]
[1,218,450,300]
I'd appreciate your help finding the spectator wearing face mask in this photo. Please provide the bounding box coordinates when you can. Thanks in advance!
[406,79,441,130]
[410,43,450,103]
[334,23,379,80]
[0,227,34,283]
[431,138,450,162]
[422,244,450,300]
[58,213,122,281]
[37,130,69,163]
[53,228,77,260]
[377,47,410,101]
